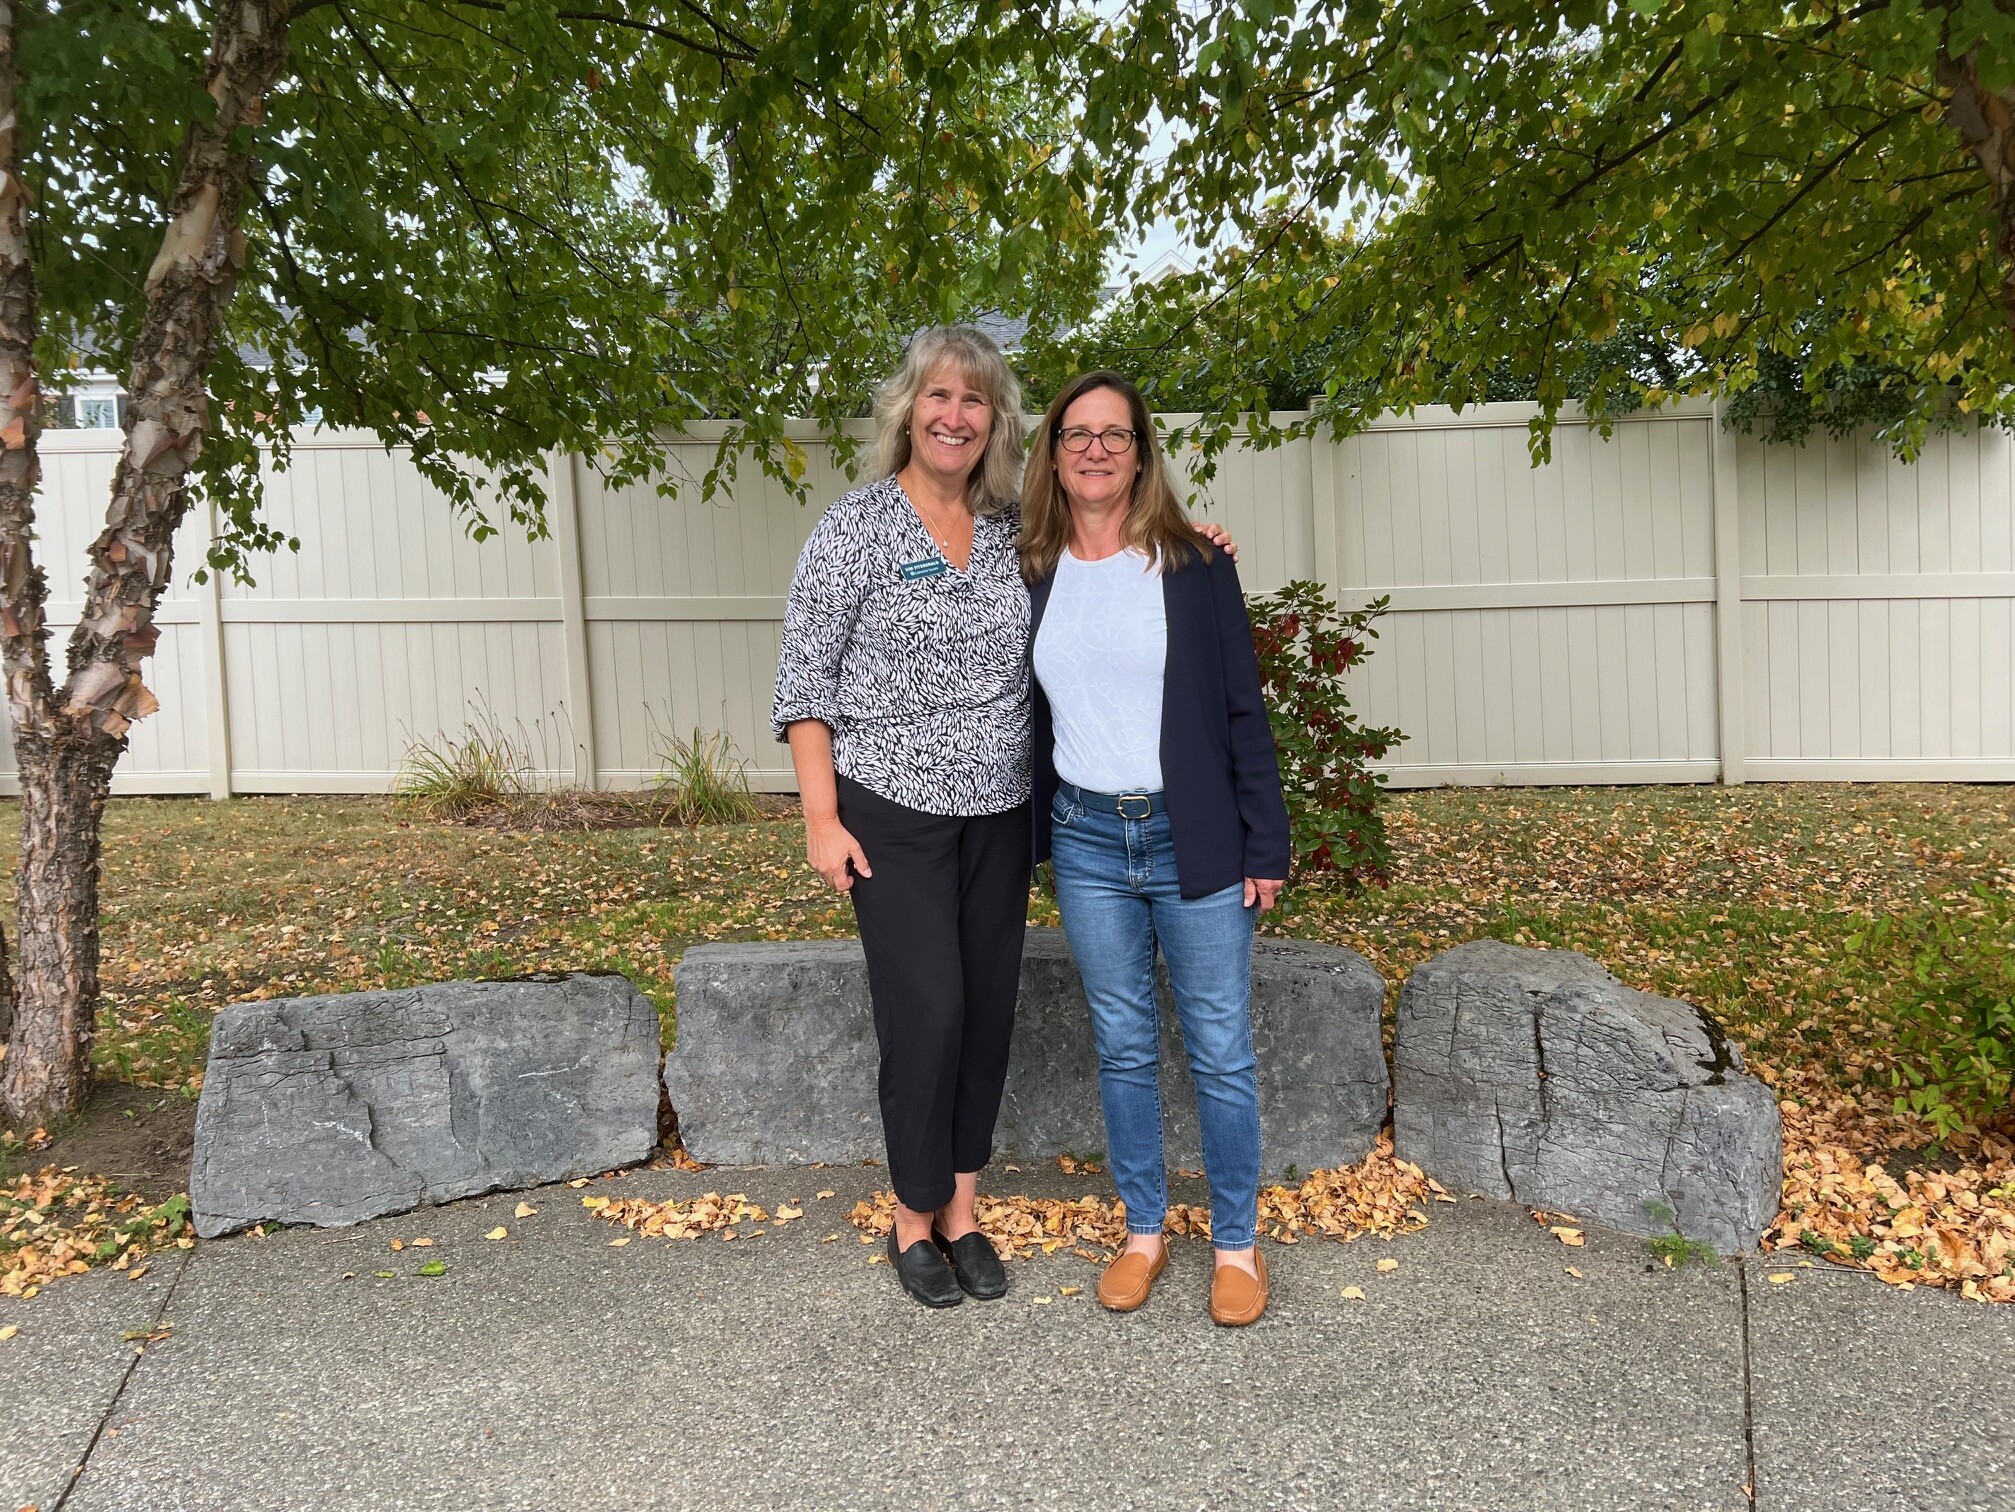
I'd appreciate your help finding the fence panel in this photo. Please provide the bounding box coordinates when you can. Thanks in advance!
[211,438,568,792]
[1736,425,2015,779]
[574,424,868,789]
[7,403,2011,798]
[1324,403,1723,786]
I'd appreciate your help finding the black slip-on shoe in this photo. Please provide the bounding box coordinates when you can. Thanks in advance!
[933,1227,1008,1300]
[888,1230,964,1308]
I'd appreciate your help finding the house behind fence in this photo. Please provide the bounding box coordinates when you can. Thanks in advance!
[11,398,2014,797]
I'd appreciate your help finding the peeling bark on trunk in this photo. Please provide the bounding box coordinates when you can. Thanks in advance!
[2,732,119,1117]
[0,0,291,1126]
[0,0,44,1057]
[68,0,288,737]
[1939,45,2015,338]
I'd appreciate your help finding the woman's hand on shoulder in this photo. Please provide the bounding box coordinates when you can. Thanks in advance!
[1244,877,1284,913]
[1193,520,1239,562]
[805,815,872,891]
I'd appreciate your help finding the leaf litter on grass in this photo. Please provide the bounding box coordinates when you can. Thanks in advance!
[11,785,2012,1298]
[1768,1089,2015,1303]
[2,1168,193,1297]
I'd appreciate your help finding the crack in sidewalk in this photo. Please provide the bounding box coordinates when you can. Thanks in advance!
[1740,1257,1757,1507]
[52,1244,195,1512]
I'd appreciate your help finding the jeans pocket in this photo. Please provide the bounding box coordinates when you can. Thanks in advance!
[1050,791,1080,828]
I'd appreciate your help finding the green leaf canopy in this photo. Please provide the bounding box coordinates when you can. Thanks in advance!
[1121,0,2015,458]
[26,0,1172,568]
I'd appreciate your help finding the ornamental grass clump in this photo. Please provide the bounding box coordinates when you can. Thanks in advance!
[1247,581,1404,886]
[393,701,544,819]
[652,726,762,826]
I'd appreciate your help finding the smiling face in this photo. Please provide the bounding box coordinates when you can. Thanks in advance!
[907,362,994,488]
[1053,384,1139,514]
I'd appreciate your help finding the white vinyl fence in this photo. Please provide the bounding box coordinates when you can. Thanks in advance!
[10,398,2013,797]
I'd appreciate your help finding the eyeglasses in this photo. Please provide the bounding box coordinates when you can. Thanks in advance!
[1056,426,1137,455]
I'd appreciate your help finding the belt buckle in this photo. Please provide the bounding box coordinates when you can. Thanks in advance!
[1115,793,1152,820]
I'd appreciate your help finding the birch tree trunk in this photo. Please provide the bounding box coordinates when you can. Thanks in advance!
[0,0,291,1126]
[0,0,47,1062]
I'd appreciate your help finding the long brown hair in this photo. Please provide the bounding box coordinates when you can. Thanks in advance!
[1020,370,1204,581]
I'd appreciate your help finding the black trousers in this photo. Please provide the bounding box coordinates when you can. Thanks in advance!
[837,775,1031,1213]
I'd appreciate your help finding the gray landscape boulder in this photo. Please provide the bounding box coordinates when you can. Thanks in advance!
[191,973,661,1238]
[667,928,1387,1176]
[1393,940,1781,1252]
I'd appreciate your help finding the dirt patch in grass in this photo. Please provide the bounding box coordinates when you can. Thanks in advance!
[3,1083,197,1204]
[449,791,801,833]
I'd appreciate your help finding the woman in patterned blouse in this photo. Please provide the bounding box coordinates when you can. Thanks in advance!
[772,326,1032,1309]
[772,327,1233,1309]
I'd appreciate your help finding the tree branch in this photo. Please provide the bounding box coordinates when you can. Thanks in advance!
[64,0,295,732]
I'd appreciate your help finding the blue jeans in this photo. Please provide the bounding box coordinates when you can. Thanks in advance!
[1049,786,1261,1249]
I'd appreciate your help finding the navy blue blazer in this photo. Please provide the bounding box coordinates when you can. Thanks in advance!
[1029,540,1292,899]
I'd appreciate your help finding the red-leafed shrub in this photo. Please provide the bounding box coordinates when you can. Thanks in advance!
[1246,581,1404,887]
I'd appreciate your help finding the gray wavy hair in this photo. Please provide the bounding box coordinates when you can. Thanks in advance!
[872,325,1026,514]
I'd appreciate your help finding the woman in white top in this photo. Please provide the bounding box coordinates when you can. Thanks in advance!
[1022,370,1291,1327]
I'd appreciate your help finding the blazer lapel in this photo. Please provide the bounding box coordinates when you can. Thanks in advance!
[1027,571,1055,655]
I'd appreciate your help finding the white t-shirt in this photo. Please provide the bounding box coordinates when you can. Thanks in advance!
[1033,546,1166,793]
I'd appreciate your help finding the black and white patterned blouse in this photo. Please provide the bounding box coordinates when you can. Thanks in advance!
[771,475,1031,816]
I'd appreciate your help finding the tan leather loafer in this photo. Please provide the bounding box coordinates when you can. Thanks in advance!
[1097,1241,1168,1312]
[1209,1250,1268,1327]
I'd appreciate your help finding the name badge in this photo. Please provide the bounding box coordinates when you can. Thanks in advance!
[899,556,948,581]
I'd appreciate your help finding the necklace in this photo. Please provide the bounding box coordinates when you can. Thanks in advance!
[915,497,972,562]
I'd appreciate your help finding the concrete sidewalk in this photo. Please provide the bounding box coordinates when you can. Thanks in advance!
[5,1164,2010,1512]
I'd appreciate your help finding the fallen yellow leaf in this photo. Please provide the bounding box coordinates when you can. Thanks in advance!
[816,1190,837,1200]
[1032,1296,1053,1304]
[607,1237,631,1248]
[484,1227,507,1241]
[582,1196,610,1210]
[568,1179,588,1189]
[1376,1257,1398,1273]
[0,1324,18,1341]
[1059,1286,1082,1297]
[389,1239,405,1252]
[1550,1226,1585,1247]
[1767,1272,1794,1284]
[411,1237,434,1248]
[1341,1285,1366,1300]
[820,1234,839,1244]
[514,1203,537,1219]
[1565,1265,1583,1278]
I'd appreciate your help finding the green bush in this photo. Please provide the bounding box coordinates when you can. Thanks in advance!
[1847,889,2015,1139]
[1246,581,1405,886]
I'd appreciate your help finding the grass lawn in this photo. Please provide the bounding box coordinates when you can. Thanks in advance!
[13,781,2000,1116]
[2,783,2011,1298]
